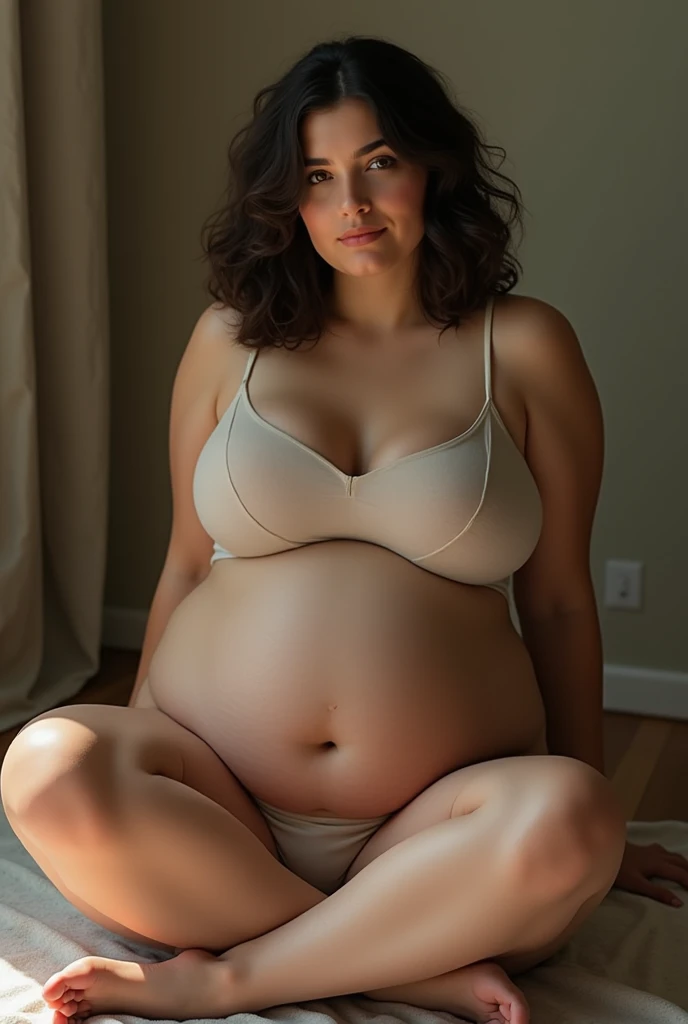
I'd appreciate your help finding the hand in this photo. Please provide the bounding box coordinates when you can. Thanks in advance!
[613,840,688,906]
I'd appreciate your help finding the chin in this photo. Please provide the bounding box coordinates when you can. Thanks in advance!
[345,263,389,275]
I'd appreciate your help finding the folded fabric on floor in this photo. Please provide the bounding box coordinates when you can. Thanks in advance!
[1,805,687,1024]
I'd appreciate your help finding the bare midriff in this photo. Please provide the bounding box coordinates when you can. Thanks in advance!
[143,539,547,819]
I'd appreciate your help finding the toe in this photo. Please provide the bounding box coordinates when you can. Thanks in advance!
[44,958,95,999]
[45,987,77,1010]
[507,989,530,1024]
[43,976,68,1000]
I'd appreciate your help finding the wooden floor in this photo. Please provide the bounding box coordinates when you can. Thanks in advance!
[1,647,686,823]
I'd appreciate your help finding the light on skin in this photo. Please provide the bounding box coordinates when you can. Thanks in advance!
[298,98,430,339]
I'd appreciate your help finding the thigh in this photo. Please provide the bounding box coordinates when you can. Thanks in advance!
[1,701,278,859]
[5,811,180,954]
[344,753,621,884]
[492,886,609,976]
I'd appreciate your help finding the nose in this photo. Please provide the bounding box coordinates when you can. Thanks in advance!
[338,179,372,217]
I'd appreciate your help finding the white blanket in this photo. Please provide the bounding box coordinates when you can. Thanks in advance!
[1,807,687,1023]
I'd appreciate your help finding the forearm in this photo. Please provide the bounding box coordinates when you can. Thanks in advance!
[518,603,606,776]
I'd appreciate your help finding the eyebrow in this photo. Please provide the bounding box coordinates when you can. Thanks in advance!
[303,138,387,167]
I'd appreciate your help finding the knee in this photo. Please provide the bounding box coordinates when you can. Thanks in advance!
[507,756,627,895]
[0,706,117,840]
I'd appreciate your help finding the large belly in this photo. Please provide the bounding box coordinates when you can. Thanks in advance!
[146,541,547,818]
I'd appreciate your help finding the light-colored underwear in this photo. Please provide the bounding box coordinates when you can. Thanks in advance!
[254,798,392,895]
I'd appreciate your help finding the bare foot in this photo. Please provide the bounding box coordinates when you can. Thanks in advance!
[41,948,232,1023]
[42,949,527,1023]
[369,960,529,1024]
[443,962,529,1023]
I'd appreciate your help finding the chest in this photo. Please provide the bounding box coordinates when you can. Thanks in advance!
[215,330,524,479]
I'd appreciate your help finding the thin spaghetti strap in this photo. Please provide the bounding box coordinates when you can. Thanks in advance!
[483,295,495,403]
[241,346,259,387]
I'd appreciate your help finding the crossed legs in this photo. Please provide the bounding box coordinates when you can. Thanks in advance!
[0,703,626,1017]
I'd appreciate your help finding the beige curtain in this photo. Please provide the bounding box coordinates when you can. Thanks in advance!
[0,0,109,733]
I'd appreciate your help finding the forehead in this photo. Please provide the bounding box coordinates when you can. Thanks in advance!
[300,99,381,153]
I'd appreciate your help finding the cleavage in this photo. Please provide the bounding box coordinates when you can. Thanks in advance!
[248,387,485,479]
[243,333,486,478]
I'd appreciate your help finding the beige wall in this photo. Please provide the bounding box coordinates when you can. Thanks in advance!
[103,0,688,671]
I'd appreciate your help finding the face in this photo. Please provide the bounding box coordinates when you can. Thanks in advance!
[298,98,428,278]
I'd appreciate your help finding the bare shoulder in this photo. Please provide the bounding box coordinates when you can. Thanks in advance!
[491,293,590,391]
[192,302,245,358]
[183,303,251,412]
[492,292,578,347]
[163,303,252,579]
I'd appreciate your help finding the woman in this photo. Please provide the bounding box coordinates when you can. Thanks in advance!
[2,35,686,1024]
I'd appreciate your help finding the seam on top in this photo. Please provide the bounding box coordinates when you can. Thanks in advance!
[411,411,493,563]
[222,390,303,546]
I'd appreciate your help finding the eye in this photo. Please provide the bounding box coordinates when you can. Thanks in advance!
[306,155,397,186]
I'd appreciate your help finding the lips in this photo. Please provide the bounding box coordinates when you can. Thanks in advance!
[340,227,384,239]
[339,228,387,246]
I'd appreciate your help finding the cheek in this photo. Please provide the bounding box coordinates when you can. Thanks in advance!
[387,177,426,217]
[299,203,337,261]
[299,200,328,239]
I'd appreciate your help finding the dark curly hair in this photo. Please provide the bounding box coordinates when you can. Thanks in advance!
[199,35,525,350]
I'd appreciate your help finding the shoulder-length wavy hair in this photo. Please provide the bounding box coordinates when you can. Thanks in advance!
[199,35,525,350]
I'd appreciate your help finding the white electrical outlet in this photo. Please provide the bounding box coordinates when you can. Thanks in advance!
[604,559,644,610]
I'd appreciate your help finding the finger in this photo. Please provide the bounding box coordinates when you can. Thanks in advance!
[647,861,688,892]
[633,880,683,906]
[653,846,688,864]
[658,847,688,866]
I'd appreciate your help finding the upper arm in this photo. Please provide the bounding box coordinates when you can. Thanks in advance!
[504,298,604,619]
[163,303,245,579]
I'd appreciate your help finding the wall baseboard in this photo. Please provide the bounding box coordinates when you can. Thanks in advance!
[103,606,688,722]
[602,664,688,722]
